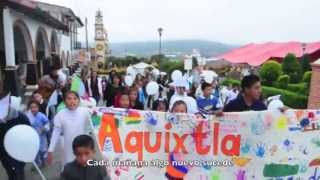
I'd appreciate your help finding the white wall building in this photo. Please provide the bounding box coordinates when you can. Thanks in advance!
[0,0,83,96]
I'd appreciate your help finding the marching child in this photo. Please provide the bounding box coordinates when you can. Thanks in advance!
[61,135,110,180]
[47,91,91,166]
[26,100,50,167]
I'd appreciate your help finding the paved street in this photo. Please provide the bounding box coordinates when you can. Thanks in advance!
[0,145,62,180]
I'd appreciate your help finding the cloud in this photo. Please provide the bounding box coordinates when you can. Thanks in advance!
[39,0,320,44]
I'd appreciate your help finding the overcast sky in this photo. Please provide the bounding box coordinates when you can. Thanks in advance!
[39,0,320,45]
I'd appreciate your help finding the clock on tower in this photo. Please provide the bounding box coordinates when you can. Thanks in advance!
[95,29,104,40]
[94,9,110,64]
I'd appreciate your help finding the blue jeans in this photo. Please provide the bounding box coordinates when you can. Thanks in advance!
[35,151,47,167]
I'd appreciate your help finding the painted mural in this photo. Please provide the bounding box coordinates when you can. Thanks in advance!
[91,108,320,180]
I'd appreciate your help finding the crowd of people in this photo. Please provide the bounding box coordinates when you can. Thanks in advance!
[0,57,278,180]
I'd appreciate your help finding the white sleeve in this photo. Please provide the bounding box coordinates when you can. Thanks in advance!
[98,78,103,97]
[44,123,50,132]
[188,98,199,114]
[169,96,176,111]
[48,113,63,152]
[48,127,62,152]
[85,108,93,134]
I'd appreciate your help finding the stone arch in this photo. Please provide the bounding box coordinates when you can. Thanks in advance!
[51,30,58,55]
[35,26,50,76]
[67,51,70,67]
[13,19,35,85]
[61,51,66,68]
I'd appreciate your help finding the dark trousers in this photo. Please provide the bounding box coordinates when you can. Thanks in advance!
[0,155,25,180]
[93,95,100,104]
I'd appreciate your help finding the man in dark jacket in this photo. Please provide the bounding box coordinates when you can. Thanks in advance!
[224,74,267,112]
[0,81,30,180]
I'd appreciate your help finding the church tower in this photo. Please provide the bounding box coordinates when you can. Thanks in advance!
[94,10,109,64]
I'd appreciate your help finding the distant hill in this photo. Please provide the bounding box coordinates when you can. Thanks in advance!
[108,40,238,57]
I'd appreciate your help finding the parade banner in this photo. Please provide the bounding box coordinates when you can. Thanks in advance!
[91,108,320,180]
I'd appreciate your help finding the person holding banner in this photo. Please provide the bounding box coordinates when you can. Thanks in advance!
[152,98,168,112]
[0,81,30,180]
[47,91,91,166]
[128,88,144,110]
[169,78,198,114]
[116,92,131,109]
[224,74,267,112]
[170,100,188,113]
[196,82,220,115]
[104,74,124,107]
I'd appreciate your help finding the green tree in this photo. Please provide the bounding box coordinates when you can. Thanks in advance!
[159,60,184,75]
[259,60,282,86]
[151,54,166,65]
[300,54,312,73]
[277,75,290,89]
[282,53,302,83]
[302,71,312,83]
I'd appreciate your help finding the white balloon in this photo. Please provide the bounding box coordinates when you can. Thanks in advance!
[152,68,160,76]
[268,99,284,110]
[160,72,167,76]
[124,75,134,87]
[4,125,40,162]
[146,81,159,95]
[171,70,183,82]
[126,66,137,78]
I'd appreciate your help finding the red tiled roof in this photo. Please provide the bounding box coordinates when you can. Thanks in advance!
[218,42,320,66]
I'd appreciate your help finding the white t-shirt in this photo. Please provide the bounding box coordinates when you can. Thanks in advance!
[0,95,10,120]
[169,94,198,114]
[48,107,91,165]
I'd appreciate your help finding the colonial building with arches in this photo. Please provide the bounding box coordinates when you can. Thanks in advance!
[0,0,83,96]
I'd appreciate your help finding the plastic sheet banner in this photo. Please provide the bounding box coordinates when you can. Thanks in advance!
[91,108,320,180]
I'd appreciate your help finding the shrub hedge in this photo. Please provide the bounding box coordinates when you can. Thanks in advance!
[277,75,290,89]
[222,78,308,108]
[302,71,312,83]
[259,60,282,86]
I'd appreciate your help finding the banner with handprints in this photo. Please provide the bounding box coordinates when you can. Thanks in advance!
[91,108,320,180]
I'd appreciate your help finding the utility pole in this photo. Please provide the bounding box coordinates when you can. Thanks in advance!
[85,17,89,52]
[158,27,163,56]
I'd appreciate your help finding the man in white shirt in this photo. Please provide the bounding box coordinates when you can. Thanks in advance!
[169,78,198,114]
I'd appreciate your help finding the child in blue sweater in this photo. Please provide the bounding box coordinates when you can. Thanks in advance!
[196,82,220,115]
[25,100,50,167]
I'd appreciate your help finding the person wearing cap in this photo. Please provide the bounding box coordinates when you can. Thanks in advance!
[169,78,198,114]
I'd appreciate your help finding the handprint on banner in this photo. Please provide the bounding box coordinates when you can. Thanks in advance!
[235,169,246,180]
[103,137,113,152]
[255,142,266,158]
[269,145,278,156]
[283,139,294,152]
[167,114,178,124]
[144,112,158,126]
[250,115,266,135]
[240,139,251,155]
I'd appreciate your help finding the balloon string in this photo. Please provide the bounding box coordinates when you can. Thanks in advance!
[32,161,47,180]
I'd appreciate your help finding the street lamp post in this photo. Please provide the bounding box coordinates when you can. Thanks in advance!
[158,28,163,56]
[302,43,307,56]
